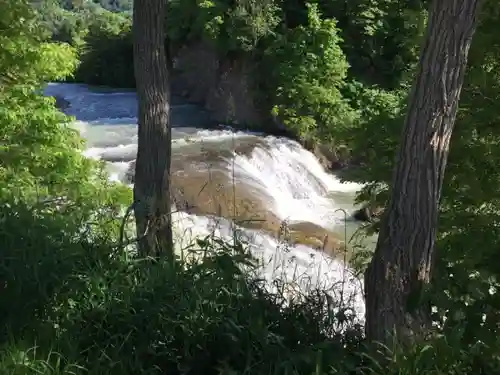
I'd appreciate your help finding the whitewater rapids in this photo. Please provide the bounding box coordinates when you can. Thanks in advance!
[44,82,367,322]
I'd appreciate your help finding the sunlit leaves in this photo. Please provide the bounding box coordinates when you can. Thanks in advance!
[0,1,78,93]
[167,0,281,51]
[262,4,356,140]
[0,0,131,224]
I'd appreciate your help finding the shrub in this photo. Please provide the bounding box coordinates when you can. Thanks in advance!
[260,4,356,141]
[74,11,134,88]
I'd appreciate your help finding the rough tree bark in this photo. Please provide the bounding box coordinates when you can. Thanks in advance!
[132,0,173,259]
[364,0,482,345]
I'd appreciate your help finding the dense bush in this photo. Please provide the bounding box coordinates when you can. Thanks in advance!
[36,1,134,88]
[167,0,281,53]
[260,5,356,141]
[0,205,496,374]
[0,199,355,374]
[73,11,134,88]
[164,0,408,140]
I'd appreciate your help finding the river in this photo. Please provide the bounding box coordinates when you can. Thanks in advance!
[44,82,368,321]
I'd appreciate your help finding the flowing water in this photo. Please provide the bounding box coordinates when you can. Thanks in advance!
[44,82,369,320]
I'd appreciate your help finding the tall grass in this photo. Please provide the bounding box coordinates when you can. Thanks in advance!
[1,194,490,375]
[0,196,367,375]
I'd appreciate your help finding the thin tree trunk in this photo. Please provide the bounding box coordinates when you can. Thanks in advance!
[132,0,173,259]
[364,0,482,345]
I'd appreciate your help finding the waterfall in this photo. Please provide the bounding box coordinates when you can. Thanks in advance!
[229,136,362,228]
[44,82,366,321]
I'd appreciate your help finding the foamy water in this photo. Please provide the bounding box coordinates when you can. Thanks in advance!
[172,211,365,321]
[45,82,366,323]
[230,136,361,228]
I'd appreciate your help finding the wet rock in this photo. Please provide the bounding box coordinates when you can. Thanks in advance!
[126,161,346,255]
[127,160,283,235]
[170,171,283,236]
[54,95,70,111]
[312,145,333,170]
[286,221,345,256]
[352,205,383,222]
[171,41,266,126]
[300,138,350,171]
[353,207,371,222]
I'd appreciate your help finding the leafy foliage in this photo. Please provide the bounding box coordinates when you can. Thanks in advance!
[34,0,134,87]
[73,11,133,87]
[56,0,132,13]
[281,0,427,88]
[162,0,428,142]
[167,0,281,52]
[0,0,132,349]
[261,4,356,140]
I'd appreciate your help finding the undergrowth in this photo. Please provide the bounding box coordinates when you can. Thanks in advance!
[0,198,493,375]
[0,200,364,375]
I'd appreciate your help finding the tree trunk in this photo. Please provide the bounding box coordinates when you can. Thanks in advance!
[364,0,482,345]
[132,0,173,259]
